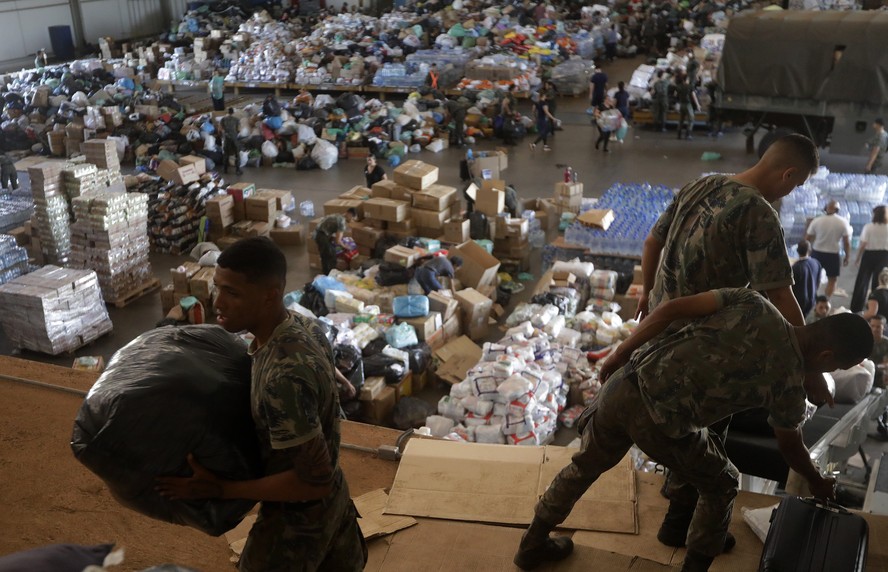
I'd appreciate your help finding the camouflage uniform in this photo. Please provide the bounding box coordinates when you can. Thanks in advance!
[314,215,346,275]
[647,175,793,530]
[239,312,366,572]
[652,78,670,130]
[675,83,695,138]
[535,288,806,558]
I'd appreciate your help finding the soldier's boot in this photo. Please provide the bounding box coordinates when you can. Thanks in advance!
[681,550,715,572]
[513,518,574,570]
[657,504,736,552]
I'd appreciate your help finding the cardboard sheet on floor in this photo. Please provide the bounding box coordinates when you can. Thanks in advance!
[366,518,671,572]
[357,488,418,540]
[572,472,789,571]
[384,439,637,533]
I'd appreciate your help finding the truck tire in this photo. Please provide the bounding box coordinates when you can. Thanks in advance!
[758,127,796,158]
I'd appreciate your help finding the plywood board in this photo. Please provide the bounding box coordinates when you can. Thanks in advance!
[384,439,637,533]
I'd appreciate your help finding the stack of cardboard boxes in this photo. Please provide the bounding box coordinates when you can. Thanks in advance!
[207,183,300,250]
[492,212,531,272]
[82,139,121,171]
[161,261,216,315]
[554,181,584,215]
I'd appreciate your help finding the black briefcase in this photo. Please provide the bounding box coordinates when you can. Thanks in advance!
[759,496,868,572]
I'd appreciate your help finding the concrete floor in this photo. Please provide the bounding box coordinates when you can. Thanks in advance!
[1,56,885,498]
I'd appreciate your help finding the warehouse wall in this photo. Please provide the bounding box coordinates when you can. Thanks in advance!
[0,0,75,65]
[80,0,166,44]
[0,0,177,70]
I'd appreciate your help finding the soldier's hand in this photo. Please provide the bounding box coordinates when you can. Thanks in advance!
[808,475,837,501]
[598,347,627,383]
[636,293,650,321]
[156,454,225,500]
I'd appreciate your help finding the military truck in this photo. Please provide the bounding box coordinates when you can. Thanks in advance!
[717,10,888,156]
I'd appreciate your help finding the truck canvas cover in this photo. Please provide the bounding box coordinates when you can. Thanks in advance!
[719,10,888,106]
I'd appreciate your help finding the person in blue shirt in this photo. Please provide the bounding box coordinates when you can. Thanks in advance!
[614,81,631,121]
[414,255,463,295]
[791,240,823,317]
[589,68,608,108]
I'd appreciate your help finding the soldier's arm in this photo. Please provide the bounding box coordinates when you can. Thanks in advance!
[637,232,665,320]
[867,145,879,171]
[155,436,334,503]
[774,427,836,500]
[599,290,721,380]
[765,287,805,327]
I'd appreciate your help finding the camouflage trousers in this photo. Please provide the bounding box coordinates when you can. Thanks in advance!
[239,470,367,572]
[652,99,668,127]
[534,369,739,558]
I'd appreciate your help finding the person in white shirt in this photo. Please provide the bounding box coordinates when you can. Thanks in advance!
[851,205,888,311]
[806,200,852,298]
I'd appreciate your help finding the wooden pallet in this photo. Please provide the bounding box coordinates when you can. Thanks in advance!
[108,278,161,309]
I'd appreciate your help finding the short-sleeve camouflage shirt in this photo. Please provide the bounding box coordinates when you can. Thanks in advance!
[630,288,807,438]
[249,312,341,475]
[649,175,793,312]
[870,335,888,366]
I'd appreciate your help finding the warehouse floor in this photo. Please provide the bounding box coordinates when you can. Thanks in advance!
[0,55,883,474]
[0,57,870,365]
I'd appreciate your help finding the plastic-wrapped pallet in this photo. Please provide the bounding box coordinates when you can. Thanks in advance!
[29,161,72,265]
[0,266,112,355]
[69,191,153,302]
[0,234,30,285]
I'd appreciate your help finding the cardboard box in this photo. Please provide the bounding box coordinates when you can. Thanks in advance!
[371,180,393,198]
[157,159,198,185]
[577,209,615,231]
[206,195,235,228]
[393,160,439,190]
[160,283,176,313]
[470,151,506,180]
[633,265,643,284]
[227,182,256,202]
[454,240,501,289]
[428,291,458,320]
[523,198,557,231]
[189,266,215,300]
[384,245,417,268]
[555,182,584,197]
[389,371,413,401]
[410,207,448,230]
[433,336,482,385]
[387,218,414,233]
[349,223,385,248]
[361,385,396,426]
[324,198,363,217]
[179,155,207,175]
[494,218,529,239]
[443,219,470,243]
[614,293,641,322]
[400,312,442,341]
[494,237,529,259]
[258,189,295,211]
[269,226,303,246]
[442,314,461,340]
[171,261,201,293]
[363,198,409,222]
[412,184,458,211]
[454,287,493,341]
[476,180,506,217]
[341,185,372,200]
[245,193,277,222]
[360,376,386,401]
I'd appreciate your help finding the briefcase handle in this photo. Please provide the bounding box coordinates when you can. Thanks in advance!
[798,496,851,515]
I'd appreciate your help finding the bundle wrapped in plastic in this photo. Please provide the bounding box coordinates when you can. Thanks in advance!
[70,325,261,536]
[426,415,457,437]
[482,342,511,361]
[393,295,429,318]
[531,304,560,328]
[590,270,618,290]
[325,288,354,309]
[475,424,506,444]
[385,322,418,349]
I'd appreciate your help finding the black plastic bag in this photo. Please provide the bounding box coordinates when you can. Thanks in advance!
[0,544,114,571]
[70,325,261,537]
[393,397,435,430]
[363,354,407,384]
[362,337,388,358]
[376,262,412,286]
[403,343,432,374]
[300,284,328,317]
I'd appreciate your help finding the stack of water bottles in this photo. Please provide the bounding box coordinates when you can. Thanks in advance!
[564,183,674,258]
[780,169,888,251]
[0,234,30,286]
[0,198,34,234]
[372,63,428,88]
